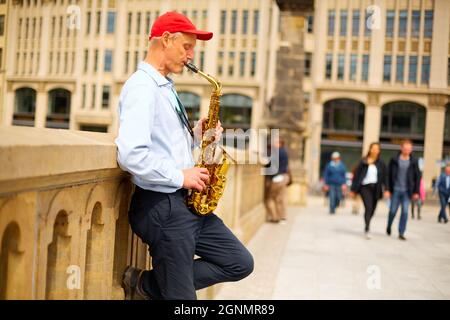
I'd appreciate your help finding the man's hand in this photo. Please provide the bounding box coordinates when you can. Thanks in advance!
[323,185,330,192]
[193,118,224,145]
[349,191,356,198]
[182,167,209,192]
[412,193,419,201]
[341,184,348,194]
[384,191,391,199]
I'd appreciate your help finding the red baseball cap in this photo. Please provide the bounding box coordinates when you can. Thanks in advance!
[150,11,213,41]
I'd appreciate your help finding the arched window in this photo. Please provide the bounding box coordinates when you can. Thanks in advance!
[13,87,36,127]
[444,104,450,142]
[178,92,200,126]
[381,101,426,138]
[322,99,365,133]
[47,89,71,129]
[443,104,450,161]
[220,94,252,129]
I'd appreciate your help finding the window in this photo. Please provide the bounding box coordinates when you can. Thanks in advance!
[424,10,433,38]
[411,10,420,38]
[448,58,450,87]
[399,10,407,37]
[386,10,394,37]
[220,10,226,34]
[323,99,365,133]
[136,13,141,34]
[125,51,129,74]
[83,50,88,73]
[396,55,404,83]
[220,94,252,129]
[107,11,115,33]
[250,52,256,76]
[337,54,344,80]
[228,52,235,76]
[217,51,224,75]
[0,48,2,70]
[242,10,248,34]
[408,56,417,84]
[381,102,426,136]
[325,53,332,79]
[239,52,246,76]
[82,84,86,109]
[104,50,112,72]
[59,16,63,37]
[383,55,391,82]
[328,10,335,36]
[304,53,312,77]
[231,10,237,34]
[102,86,110,109]
[362,55,369,81]
[94,49,98,72]
[307,14,313,33]
[127,12,132,35]
[80,125,107,133]
[200,51,205,70]
[96,11,101,34]
[352,10,359,36]
[340,11,347,36]
[146,12,151,34]
[421,56,430,84]
[349,54,357,81]
[86,12,91,35]
[134,51,139,70]
[91,84,96,109]
[253,10,259,35]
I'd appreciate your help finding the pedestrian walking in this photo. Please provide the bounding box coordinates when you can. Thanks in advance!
[323,152,347,214]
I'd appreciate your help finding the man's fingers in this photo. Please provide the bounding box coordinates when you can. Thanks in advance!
[197,168,209,174]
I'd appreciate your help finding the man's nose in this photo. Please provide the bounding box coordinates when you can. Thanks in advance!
[187,49,195,61]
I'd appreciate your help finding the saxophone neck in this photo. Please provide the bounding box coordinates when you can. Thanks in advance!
[185,62,221,92]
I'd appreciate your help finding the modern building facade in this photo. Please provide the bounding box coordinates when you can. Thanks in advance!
[0,0,280,146]
[305,0,450,189]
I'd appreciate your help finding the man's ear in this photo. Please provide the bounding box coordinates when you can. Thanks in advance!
[161,31,172,48]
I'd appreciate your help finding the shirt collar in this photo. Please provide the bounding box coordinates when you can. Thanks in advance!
[138,61,173,87]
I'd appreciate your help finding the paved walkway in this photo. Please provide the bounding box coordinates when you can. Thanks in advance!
[215,196,450,299]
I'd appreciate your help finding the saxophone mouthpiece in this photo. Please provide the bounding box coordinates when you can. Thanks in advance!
[185,62,199,73]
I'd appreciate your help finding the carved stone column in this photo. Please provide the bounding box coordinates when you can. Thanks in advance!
[263,1,313,205]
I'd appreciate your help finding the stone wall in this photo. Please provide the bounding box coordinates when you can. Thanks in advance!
[0,126,265,300]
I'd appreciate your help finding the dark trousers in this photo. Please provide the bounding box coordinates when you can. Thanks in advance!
[438,192,449,221]
[360,184,378,232]
[128,186,254,300]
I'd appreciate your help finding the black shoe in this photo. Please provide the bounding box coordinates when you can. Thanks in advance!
[122,266,150,300]
[445,219,449,224]
[386,227,391,236]
[399,235,407,241]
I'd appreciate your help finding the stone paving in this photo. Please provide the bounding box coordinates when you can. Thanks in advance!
[215,196,450,300]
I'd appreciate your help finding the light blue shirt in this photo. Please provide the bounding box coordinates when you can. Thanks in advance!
[115,61,195,193]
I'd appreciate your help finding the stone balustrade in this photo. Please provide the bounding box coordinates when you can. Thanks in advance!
[0,126,266,300]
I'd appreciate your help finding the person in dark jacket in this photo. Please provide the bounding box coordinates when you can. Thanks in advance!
[265,137,290,223]
[350,142,387,239]
[437,163,450,224]
[323,152,347,214]
[385,139,421,240]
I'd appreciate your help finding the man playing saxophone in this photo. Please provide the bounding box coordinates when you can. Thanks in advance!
[115,11,254,300]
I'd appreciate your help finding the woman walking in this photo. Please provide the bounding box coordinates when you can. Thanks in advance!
[350,143,387,239]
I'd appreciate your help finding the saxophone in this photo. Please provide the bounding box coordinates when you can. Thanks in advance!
[185,62,233,216]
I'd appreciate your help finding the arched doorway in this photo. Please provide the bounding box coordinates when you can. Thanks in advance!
[46,89,71,129]
[13,87,36,127]
[380,101,426,165]
[178,91,200,126]
[443,103,450,162]
[320,98,365,176]
[220,94,253,149]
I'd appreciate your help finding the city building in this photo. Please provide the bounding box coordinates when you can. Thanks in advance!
[1,0,280,147]
[0,0,8,125]
[305,0,450,188]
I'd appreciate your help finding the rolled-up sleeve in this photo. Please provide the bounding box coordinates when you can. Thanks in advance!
[115,84,184,188]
